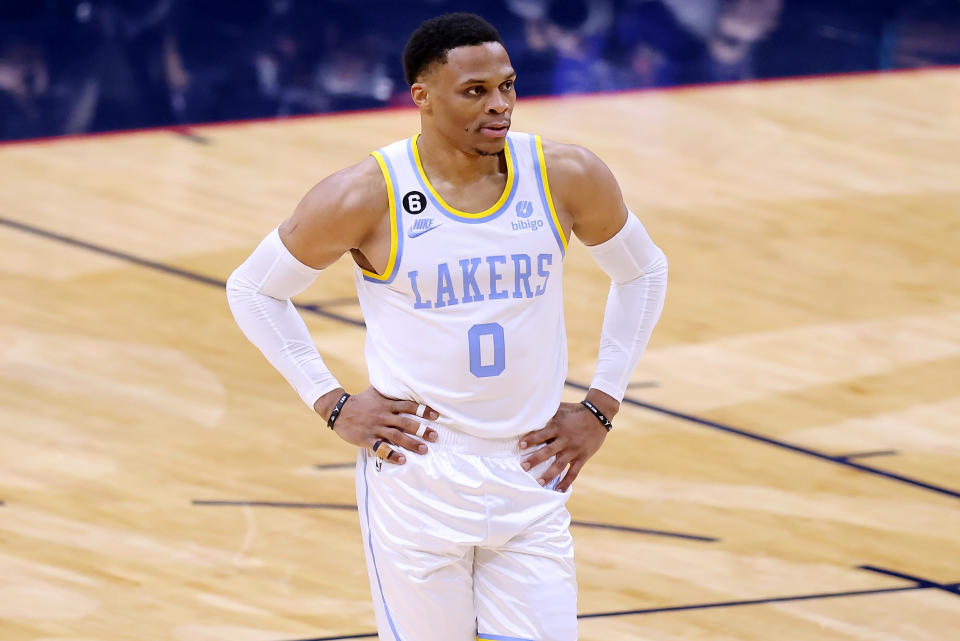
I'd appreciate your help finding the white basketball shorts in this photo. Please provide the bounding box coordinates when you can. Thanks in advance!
[354,421,578,641]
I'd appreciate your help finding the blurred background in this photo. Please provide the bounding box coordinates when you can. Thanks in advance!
[1,0,959,142]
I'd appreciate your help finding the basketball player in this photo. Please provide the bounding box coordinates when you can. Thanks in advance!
[226,13,667,641]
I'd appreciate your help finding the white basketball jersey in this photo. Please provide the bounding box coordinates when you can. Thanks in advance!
[354,132,569,438]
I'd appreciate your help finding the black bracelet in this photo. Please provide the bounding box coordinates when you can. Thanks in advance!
[327,392,351,430]
[580,399,613,432]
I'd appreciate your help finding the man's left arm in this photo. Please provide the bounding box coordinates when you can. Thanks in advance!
[519,142,668,492]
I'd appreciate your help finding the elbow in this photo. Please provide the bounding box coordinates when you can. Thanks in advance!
[651,247,667,278]
[612,247,667,286]
[225,267,255,309]
[646,248,668,290]
[225,269,241,299]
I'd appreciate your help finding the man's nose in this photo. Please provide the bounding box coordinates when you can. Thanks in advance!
[485,92,509,114]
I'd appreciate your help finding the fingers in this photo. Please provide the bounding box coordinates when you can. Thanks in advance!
[367,425,428,465]
[518,423,557,450]
[391,400,440,421]
[555,460,584,493]
[535,455,570,489]
[370,438,405,465]
[384,427,428,455]
[521,439,561,472]
[389,401,439,442]
[387,414,437,445]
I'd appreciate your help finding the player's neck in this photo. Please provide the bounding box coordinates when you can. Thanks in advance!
[416,130,505,187]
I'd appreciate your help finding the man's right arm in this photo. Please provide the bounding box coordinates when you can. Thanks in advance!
[225,156,438,463]
[225,157,383,409]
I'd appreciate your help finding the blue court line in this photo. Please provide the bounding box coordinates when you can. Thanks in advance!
[570,520,717,542]
[576,584,927,619]
[279,567,954,641]
[282,587,925,640]
[859,565,960,596]
[0,216,364,328]
[3,215,957,502]
[285,634,376,641]
[836,450,899,461]
[301,297,360,307]
[192,500,358,510]
[564,380,960,501]
[626,380,660,389]
[297,303,364,327]
[579,564,960,619]
[281,585,932,640]
[191,499,715,542]
[313,462,356,470]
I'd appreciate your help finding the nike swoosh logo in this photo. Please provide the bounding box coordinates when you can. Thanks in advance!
[407,222,443,238]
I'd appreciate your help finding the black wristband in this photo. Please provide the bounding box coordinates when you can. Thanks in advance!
[580,399,613,432]
[327,392,351,430]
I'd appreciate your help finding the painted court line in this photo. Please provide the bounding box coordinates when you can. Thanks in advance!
[191,499,716,542]
[301,297,360,307]
[192,500,358,511]
[569,520,716,542]
[281,586,925,640]
[859,565,960,596]
[313,462,356,470]
[280,564,956,641]
[577,584,927,619]
[3,215,958,502]
[836,450,899,461]
[626,380,660,389]
[564,382,960,501]
[286,634,376,641]
[0,216,364,328]
[296,303,364,327]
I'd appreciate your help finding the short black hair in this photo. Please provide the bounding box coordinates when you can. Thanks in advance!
[403,13,503,86]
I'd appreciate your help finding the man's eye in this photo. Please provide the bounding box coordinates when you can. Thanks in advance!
[466,87,483,96]
[502,81,514,91]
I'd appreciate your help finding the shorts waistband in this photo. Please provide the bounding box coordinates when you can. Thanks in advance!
[411,418,523,457]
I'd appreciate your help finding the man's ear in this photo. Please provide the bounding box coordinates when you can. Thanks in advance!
[410,82,430,110]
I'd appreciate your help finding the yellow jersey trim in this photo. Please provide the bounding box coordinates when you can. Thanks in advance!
[411,133,515,220]
[361,150,399,281]
[535,135,568,251]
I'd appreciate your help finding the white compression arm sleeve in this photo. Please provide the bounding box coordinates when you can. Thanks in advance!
[226,228,341,409]
[586,213,668,402]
